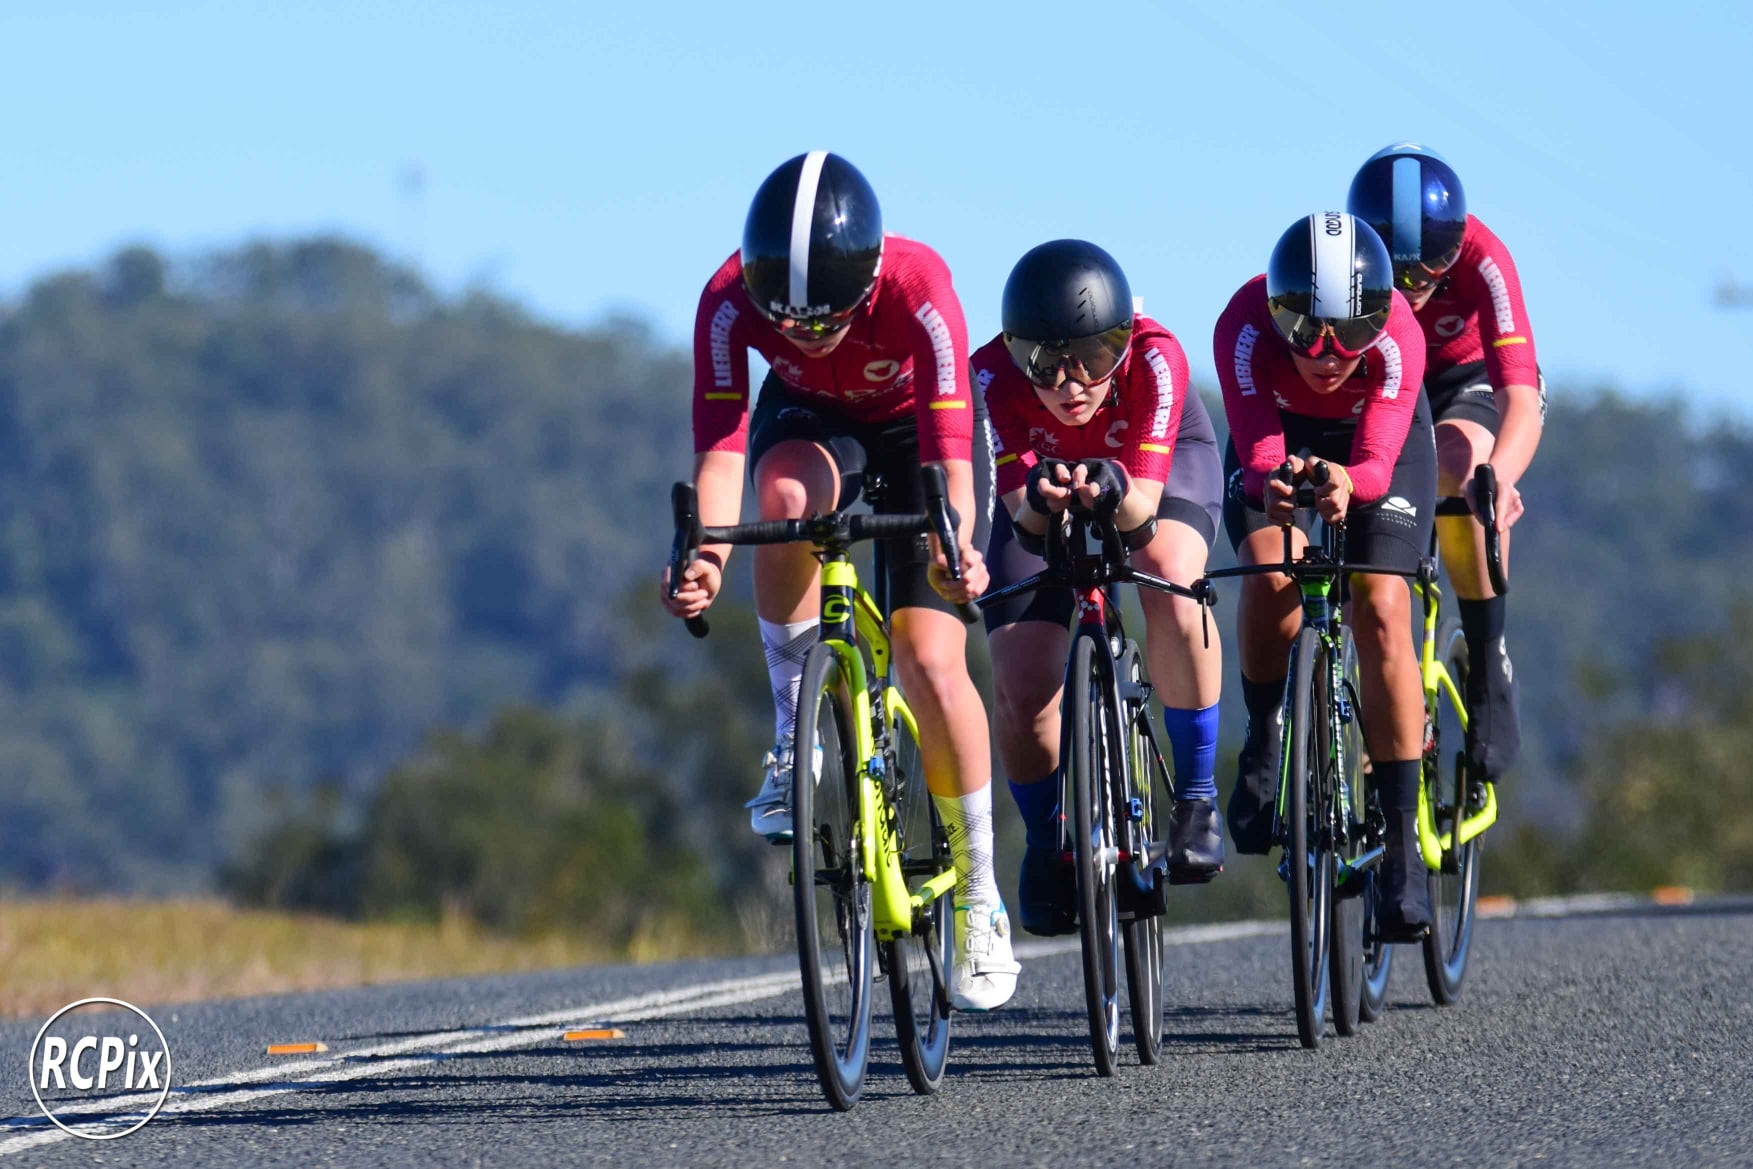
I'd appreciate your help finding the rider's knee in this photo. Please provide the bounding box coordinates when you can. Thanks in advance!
[893,625,971,698]
[1349,575,1412,657]
[753,445,835,519]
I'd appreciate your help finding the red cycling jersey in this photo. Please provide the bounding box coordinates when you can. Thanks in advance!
[1215,276,1427,503]
[972,316,1189,496]
[1416,214,1538,388]
[691,235,973,462]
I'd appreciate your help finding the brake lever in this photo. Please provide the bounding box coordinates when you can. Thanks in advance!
[923,464,979,625]
[669,482,710,639]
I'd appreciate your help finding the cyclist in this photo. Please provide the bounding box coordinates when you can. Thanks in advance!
[1216,212,1436,938]
[972,240,1225,935]
[1347,143,1542,789]
[659,152,1018,1009]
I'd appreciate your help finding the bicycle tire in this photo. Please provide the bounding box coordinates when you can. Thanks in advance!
[1119,651,1165,1065]
[1285,625,1333,1049]
[1358,868,1394,1022]
[884,697,953,1095]
[1422,619,1482,1004]
[1068,633,1122,1075]
[791,643,874,1110]
[1328,628,1366,1037]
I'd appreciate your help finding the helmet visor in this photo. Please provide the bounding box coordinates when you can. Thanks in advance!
[1392,241,1464,293]
[1268,305,1389,360]
[1003,323,1133,389]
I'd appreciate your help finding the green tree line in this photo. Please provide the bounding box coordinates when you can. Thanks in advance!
[0,238,1746,945]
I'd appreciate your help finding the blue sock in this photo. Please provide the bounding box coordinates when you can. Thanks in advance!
[1162,703,1220,802]
[1008,774,1060,848]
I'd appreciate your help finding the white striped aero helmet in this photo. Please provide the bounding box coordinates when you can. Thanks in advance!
[1265,212,1394,359]
[741,151,883,337]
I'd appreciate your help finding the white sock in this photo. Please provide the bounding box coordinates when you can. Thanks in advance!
[759,616,818,745]
[932,787,1001,906]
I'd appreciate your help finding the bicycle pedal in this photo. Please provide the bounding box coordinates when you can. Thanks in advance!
[1168,865,1221,886]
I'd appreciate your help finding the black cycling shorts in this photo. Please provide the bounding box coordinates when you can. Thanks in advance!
[1221,390,1437,577]
[1425,360,1550,435]
[747,372,994,616]
[982,393,1223,633]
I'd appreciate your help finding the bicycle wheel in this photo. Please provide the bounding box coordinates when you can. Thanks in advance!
[1423,619,1482,1005]
[1328,629,1366,1037]
[792,643,874,1110]
[1118,652,1164,1065]
[884,697,952,1095]
[1358,868,1394,1022]
[1285,626,1332,1049]
[1067,633,1122,1075]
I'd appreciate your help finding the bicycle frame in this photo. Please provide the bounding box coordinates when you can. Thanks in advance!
[816,555,956,942]
[1412,568,1499,868]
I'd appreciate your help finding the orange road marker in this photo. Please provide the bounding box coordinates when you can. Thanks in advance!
[1475,895,1517,918]
[1652,885,1695,906]
[564,1028,626,1042]
[266,1042,329,1055]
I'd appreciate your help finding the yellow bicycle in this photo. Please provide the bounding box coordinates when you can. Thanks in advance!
[668,466,968,1110]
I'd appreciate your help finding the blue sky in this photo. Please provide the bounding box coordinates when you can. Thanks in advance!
[5,1,1750,413]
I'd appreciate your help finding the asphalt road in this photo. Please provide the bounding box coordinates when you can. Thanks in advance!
[2,896,1748,1168]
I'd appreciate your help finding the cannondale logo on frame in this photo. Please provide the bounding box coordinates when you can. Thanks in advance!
[29,998,173,1140]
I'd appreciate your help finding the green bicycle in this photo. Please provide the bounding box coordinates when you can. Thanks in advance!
[668,466,969,1111]
[1360,464,1505,1016]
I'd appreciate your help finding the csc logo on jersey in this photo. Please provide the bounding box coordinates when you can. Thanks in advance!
[1028,427,1063,453]
[863,360,902,383]
[1434,315,1466,339]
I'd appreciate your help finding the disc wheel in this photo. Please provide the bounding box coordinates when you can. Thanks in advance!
[1422,620,1482,1004]
[1328,629,1366,1037]
[791,643,873,1111]
[883,697,952,1095]
[1285,626,1333,1049]
[1068,634,1122,1075]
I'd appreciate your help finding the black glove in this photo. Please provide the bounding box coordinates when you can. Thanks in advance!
[1072,459,1131,518]
[1024,458,1073,515]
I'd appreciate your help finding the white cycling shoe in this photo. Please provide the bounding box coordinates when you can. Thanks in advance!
[949,899,1020,1011]
[745,743,821,843]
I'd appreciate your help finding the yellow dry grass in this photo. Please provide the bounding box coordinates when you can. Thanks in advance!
[0,898,710,1018]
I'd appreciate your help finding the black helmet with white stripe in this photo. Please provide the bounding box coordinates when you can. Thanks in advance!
[1000,239,1134,388]
[1347,142,1468,293]
[1265,212,1394,359]
[741,151,883,332]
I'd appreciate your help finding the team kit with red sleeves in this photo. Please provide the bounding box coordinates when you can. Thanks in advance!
[665,143,1538,1017]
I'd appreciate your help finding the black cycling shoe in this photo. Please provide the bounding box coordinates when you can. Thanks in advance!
[1167,798,1224,884]
[1017,845,1078,936]
[1466,636,1521,784]
[1375,813,1433,942]
[1226,715,1282,856]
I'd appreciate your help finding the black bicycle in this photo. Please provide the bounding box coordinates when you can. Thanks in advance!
[977,497,1213,1074]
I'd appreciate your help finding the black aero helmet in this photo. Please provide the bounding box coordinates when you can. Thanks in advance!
[1346,142,1468,292]
[1001,239,1134,388]
[1266,212,1394,359]
[741,151,883,331]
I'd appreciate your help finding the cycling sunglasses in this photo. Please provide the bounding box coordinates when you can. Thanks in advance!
[1004,322,1132,389]
[1269,305,1390,360]
[775,305,862,340]
[1393,243,1463,293]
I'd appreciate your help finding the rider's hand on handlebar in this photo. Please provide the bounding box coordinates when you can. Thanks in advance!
[1312,464,1352,526]
[928,541,988,605]
[1026,458,1077,515]
[1465,471,1524,532]
[660,556,722,620]
[1071,458,1128,518]
[1266,454,1305,526]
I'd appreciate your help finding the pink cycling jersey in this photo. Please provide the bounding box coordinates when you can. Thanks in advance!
[972,316,1189,496]
[1416,214,1538,388]
[691,235,972,462]
[1215,276,1427,503]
